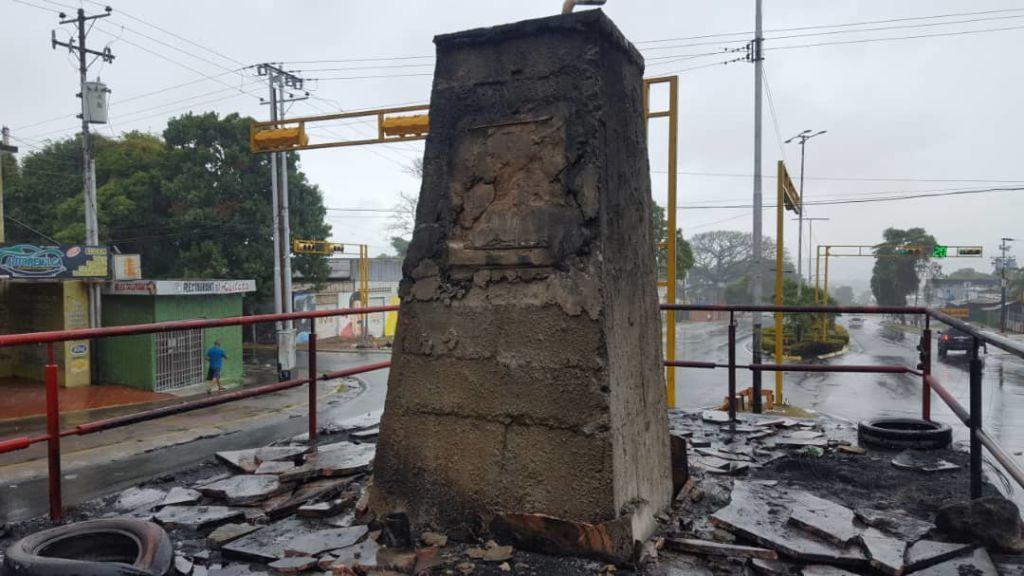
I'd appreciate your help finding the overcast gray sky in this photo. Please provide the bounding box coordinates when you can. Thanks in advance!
[4,0,1022,290]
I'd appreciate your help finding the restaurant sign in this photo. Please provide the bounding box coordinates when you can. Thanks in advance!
[103,279,256,296]
[0,244,109,279]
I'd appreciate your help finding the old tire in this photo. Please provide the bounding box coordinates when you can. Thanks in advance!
[2,518,173,576]
[858,417,952,450]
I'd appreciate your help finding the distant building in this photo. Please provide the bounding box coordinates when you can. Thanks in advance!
[928,277,1000,307]
[293,257,402,342]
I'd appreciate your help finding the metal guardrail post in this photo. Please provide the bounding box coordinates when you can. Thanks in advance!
[308,321,318,443]
[728,312,737,422]
[920,316,932,421]
[45,342,62,521]
[970,336,983,499]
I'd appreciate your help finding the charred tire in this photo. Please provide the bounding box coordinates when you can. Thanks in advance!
[858,417,952,450]
[2,518,173,576]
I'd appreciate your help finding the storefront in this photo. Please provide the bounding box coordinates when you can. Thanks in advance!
[0,244,110,387]
[99,279,255,392]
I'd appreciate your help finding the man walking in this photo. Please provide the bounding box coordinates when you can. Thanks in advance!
[207,339,228,393]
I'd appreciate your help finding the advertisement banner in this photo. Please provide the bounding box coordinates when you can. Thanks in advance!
[0,244,109,279]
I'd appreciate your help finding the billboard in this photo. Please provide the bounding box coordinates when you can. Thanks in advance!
[0,244,109,280]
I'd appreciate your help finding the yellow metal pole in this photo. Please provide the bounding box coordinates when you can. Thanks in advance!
[360,245,369,345]
[774,161,785,403]
[821,247,831,341]
[665,76,679,409]
[815,246,822,341]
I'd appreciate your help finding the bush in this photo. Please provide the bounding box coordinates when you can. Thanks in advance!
[760,323,849,358]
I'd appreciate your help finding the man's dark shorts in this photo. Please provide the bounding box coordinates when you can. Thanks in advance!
[207,367,222,380]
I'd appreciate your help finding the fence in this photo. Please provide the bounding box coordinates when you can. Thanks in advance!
[2,303,1024,521]
[662,303,1024,501]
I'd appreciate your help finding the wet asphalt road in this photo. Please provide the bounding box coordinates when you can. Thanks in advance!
[673,316,1024,472]
[0,351,390,523]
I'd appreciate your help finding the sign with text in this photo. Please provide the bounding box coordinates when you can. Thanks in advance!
[103,279,256,296]
[0,244,109,279]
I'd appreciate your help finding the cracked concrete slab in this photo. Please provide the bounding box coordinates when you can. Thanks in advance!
[911,547,996,576]
[154,505,245,530]
[904,540,975,572]
[199,475,284,505]
[787,491,861,546]
[860,527,907,576]
[711,481,866,565]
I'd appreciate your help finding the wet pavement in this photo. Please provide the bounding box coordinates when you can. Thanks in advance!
[0,377,172,421]
[672,316,1024,499]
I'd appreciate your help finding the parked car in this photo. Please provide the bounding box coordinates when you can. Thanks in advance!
[938,327,986,357]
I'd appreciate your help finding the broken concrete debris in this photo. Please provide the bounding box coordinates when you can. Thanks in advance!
[199,475,284,505]
[787,492,861,546]
[664,537,778,560]
[891,450,960,473]
[912,546,998,576]
[904,540,976,572]
[859,527,907,576]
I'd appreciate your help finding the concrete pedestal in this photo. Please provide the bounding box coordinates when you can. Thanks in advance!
[371,10,671,559]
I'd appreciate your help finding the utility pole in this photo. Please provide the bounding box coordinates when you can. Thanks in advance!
[257,63,307,381]
[998,237,1015,332]
[749,0,765,412]
[52,7,114,329]
[785,129,827,297]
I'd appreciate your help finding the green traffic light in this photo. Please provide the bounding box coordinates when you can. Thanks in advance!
[933,245,948,258]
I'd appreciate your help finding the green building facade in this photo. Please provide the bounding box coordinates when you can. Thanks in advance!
[98,279,254,392]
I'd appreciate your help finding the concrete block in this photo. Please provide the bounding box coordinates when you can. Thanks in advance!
[371,9,671,558]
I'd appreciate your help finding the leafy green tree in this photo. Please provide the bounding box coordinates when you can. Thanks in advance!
[390,236,410,257]
[870,227,937,306]
[651,204,694,282]
[4,113,331,301]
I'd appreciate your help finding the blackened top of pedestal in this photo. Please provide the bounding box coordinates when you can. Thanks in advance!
[434,9,643,68]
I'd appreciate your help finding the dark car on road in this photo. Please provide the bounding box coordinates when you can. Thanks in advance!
[938,327,985,357]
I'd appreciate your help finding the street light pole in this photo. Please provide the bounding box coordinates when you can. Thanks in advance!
[795,217,829,292]
[999,237,1015,332]
[785,129,827,297]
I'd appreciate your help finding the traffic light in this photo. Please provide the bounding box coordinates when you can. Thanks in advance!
[957,246,983,256]
[932,245,948,258]
[381,114,429,138]
[897,246,924,256]
[292,240,344,255]
[251,124,309,153]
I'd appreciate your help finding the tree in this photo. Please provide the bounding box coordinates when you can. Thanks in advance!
[651,204,693,283]
[4,113,332,301]
[870,227,937,306]
[390,236,410,257]
[832,285,854,305]
[688,230,789,303]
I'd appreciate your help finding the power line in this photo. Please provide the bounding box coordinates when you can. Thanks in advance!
[654,170,1024,184]
[760,65,789,165]
[768,23,1024,52]
[679,185,1024,210]
[634,6,1024,45]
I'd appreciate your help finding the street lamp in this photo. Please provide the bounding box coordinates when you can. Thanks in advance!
[562,0,606,13]
[999,237,1016,332]
[785,129,827,296]
[794,217,829,293]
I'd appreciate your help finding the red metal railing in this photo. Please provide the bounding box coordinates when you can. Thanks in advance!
[4,302,1024,521]
[0,304,399,521]
[661,303,1024,499]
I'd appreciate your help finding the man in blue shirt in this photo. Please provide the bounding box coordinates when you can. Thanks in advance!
[206,339,228,393]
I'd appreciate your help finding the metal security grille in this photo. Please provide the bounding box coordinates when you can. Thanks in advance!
[154,329,204,392]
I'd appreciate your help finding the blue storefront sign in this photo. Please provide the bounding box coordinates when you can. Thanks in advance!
[0,244,110,279]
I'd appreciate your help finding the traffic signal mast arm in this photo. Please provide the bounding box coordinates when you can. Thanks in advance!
[251,104,430,153]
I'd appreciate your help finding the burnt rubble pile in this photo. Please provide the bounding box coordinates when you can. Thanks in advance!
[99,414,456,575]
[660,410,1015,576]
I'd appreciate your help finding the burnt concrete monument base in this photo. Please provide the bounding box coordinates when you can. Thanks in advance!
[370,10,672,560]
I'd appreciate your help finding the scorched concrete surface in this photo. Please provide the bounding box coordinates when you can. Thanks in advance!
[370,9,672,558]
